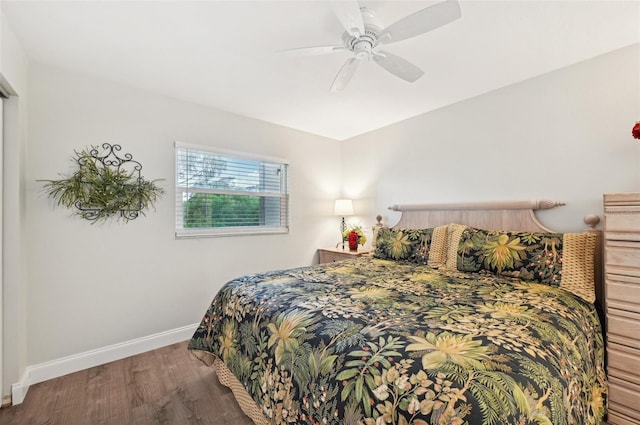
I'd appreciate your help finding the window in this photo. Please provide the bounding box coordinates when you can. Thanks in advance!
[175,142,289,238]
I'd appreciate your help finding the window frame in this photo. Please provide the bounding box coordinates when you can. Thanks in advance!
[174,141,290,239]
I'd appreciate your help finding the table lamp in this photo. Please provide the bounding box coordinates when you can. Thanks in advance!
[334,199,353,249]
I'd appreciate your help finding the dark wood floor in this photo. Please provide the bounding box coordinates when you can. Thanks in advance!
[0,341,612,425]
[0,341,255,425]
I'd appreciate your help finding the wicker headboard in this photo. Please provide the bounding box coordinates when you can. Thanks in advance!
[375,200,604,328]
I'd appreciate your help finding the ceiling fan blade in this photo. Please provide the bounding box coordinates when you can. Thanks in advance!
[373,51,424,83]
[378,0,461,45]
[330,58,360,92]
[330,1,365,37]
[279,45,348,56]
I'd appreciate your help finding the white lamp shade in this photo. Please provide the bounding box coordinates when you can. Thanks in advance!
[334,199,354,216]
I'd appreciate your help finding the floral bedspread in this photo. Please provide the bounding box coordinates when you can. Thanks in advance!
[188,257,606,425]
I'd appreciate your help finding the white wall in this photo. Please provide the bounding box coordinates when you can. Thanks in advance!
[342,44,640,232]
[1,11,29,400]
[25,63,342,366]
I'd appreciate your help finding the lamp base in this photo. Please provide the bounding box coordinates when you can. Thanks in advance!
[340,216,347,250]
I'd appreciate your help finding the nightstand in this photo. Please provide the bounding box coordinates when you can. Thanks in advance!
[318,247,371,264]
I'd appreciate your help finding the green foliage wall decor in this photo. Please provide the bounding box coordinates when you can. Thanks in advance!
[41,143,165,223]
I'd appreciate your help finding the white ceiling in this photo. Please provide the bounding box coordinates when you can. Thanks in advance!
[2,0,639,140]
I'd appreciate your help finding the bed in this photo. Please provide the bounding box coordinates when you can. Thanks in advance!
[188,200,607,425]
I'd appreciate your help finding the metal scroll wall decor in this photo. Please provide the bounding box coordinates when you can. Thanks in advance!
[41,143,165,223]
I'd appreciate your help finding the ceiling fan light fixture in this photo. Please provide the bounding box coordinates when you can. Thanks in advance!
[351,39,373,60]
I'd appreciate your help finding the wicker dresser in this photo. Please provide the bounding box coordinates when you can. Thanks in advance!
[603,193,640,425]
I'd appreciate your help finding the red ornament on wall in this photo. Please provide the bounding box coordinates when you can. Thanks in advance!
[633,121,640,140]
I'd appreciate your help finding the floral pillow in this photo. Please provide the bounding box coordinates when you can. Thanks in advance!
[374,227,433,265]
[451,226,597,303]
[455,227,565,286]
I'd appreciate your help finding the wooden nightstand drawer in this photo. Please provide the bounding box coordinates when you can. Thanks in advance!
[318,247,370,264]
[320,251,352,263]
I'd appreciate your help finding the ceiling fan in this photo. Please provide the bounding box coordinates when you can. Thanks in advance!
[281,0,462,92]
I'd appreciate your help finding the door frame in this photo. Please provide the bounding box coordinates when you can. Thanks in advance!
[0,73,14,407]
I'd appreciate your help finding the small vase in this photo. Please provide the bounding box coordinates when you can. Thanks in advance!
[348,231,359,251]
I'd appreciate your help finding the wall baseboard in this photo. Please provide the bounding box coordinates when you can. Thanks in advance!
[10,371,29,407]
[11,323,198,405]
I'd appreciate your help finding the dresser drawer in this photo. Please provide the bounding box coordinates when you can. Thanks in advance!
[608,407,640,425]
[608,343,640,386]
[607,309,640,350]
[609,377,640,423]
[605,240,640,278]
[607,274,640,314]
[606,212,640,236]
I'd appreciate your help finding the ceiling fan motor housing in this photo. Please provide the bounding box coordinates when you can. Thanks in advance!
[341,7,383,61]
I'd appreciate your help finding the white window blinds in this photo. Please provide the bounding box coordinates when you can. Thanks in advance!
[175,142,289,238]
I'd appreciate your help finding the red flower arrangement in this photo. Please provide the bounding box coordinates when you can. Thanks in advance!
[343,225,366,251]
[633,121,640,139]
[348,231,359,251]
